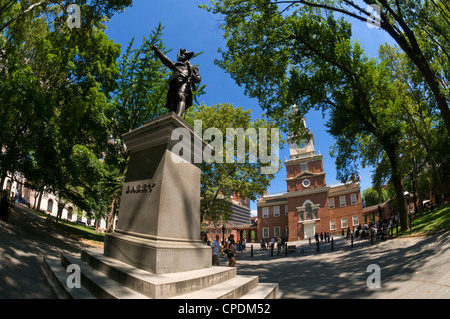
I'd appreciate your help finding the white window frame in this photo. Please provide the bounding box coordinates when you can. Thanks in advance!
[262,207,269,218]
[263,227,269,238]
[273,206,280,217]
[339,195,346,207]
[352,215,359,226]
[330,219,336,231]
[341,217,348,229]
[274,226,281,237]
[350,193,357,205]
[301,162,308,172]
[329,198,335,209]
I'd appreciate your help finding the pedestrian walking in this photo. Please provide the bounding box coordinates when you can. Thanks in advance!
[276,237,282,255]
[226,234,237,267]
[211,235,221,266]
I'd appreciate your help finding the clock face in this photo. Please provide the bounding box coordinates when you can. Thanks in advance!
[302,179,311,188]
[297,141,306,149]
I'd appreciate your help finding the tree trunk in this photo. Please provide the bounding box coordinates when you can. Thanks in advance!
[106,194,119,233]
[56,194,65,222]
[385,143,409,231]
[37,187,44,212]
[33,184,44,210]
[105,154,129,233]
[411,158,424,213]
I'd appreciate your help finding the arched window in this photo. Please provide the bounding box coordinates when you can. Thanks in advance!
[305,203,312,220]
[47,199,53,213]
[67,207,73,220]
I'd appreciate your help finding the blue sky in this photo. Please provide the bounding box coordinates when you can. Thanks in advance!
[103,0,395,214]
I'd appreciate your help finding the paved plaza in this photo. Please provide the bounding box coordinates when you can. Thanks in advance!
[232,234,450,299]
[1,204,449,299]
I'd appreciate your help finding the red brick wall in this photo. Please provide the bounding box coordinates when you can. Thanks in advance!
[286,158,323,179]
[257,204,289,240]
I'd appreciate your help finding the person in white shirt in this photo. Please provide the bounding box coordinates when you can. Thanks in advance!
[211,235,221,266]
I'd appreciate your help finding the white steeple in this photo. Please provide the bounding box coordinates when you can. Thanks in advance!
[287,116,316,159]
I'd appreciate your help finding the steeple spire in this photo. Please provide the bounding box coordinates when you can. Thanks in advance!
[287,116,316,159]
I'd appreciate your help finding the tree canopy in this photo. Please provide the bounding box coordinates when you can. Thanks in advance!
[184,103,282,225]
[0,0,133,221]
[199,0,450,230]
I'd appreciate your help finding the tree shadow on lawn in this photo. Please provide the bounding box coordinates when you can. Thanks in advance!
[0,204,100,298]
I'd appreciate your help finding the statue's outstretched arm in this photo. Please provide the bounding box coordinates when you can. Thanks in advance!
[150,44,175,70]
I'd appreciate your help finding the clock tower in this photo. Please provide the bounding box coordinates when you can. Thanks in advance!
[285,117,327,193]
[256,116,363,243]
[285,118,329,240]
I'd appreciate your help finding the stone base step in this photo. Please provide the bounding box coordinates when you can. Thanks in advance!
[171,275,259,299]
[41,257,96,299]
[80,249,236,298]
[41,249,279,299]
[239,282,280,299]
[61,254,148,299]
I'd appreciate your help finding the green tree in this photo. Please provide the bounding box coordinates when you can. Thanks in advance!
[0,0,133,33]
[202,0,450,139]
[184,103,281,225]
[362,187,389,207]
[0,0,130,221]
[200,4,412,229]
[379,44,448,207]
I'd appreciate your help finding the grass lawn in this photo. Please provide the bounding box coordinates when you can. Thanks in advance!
[399,203,450,237]
[34,209,105,244]
[54,219,105,243]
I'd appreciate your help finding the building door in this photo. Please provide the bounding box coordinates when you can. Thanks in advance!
[304,223,315,239]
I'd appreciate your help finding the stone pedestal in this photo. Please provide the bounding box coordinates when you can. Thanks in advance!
[104,112,211,274]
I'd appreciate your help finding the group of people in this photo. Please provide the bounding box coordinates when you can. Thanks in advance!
[259,237,287,255]
[314,232,331,243]
[210,234,247,267]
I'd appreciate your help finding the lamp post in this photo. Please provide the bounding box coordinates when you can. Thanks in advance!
[222,224,225,245]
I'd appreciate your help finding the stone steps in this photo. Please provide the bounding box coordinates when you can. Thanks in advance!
[79,249,237,298]
[41,249,279,299]
[41,257,96,299]
[171,275,259,299]
[61,254,148,299]
[240,283,280,299]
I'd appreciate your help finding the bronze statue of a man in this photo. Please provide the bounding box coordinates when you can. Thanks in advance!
[150,44,201,116]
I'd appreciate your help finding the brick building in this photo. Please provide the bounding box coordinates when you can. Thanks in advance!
[203,194,255,244]
[257,118,363,242]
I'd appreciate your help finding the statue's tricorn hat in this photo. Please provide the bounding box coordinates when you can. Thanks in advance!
[180,48,195,60]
